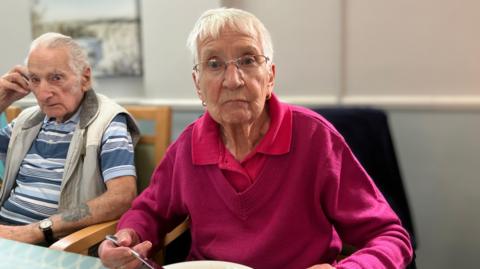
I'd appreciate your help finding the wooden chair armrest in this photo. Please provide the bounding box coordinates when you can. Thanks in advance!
[164,218,190,246]
[151,218,190,264]
[49,217,188,263]
[49,219,118,254]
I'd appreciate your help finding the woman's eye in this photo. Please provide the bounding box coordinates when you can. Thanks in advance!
[206,60,223,70]
[239,56,256,66]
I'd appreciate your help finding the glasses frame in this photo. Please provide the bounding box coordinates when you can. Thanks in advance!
[193,54,270,74]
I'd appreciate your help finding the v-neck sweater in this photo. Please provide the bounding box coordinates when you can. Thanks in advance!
[118,97,413,269]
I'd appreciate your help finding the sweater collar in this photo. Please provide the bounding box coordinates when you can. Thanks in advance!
[23,89,99,129]
[192,93,292,165]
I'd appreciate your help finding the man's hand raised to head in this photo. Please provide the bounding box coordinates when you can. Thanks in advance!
[0,65,31,111]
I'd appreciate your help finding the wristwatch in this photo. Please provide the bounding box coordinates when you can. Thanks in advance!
[38,218,55,244]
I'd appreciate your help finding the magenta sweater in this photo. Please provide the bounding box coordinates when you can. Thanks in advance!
[118,98,412,269]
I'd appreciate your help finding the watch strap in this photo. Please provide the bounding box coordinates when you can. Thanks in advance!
[42,226,55,244]
[39,220,55,244]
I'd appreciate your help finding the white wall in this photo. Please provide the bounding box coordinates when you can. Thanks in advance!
[0,0,31,74]
[1,1,479,268]
[389,110,480,268]
[346,0,480,97]
[225,0,341,101]
[141,0,220,99]
[345,0,480,108]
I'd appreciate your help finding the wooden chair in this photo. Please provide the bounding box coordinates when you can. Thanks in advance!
[5,106,22,122]
[50,105,189,263]
[1,106,22,184]
[127,106,172,191]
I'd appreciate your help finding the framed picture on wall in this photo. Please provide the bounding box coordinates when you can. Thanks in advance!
[30,0,142,77]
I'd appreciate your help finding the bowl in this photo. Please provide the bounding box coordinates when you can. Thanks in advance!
[163,260,253,269]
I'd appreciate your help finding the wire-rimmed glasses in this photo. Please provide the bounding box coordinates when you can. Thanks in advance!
[193,55,269,76]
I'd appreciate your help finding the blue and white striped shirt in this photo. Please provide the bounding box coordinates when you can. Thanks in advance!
[0,109,135,224]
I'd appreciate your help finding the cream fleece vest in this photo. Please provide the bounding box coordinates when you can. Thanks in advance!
[0,90,140,211]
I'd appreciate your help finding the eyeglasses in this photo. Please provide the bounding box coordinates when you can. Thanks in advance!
[193,55,270,76]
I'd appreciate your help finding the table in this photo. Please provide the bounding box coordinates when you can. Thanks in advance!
[0,238,107,269]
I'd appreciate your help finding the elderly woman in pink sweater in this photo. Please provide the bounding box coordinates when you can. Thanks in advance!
[99,8,413,269]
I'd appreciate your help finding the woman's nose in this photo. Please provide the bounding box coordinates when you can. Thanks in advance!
[222,64,244,89]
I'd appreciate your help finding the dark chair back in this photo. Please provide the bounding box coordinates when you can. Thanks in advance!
[313,107,416,267]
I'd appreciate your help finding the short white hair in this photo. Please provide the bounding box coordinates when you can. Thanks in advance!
[27,32,90,76]
[187,8,274,64]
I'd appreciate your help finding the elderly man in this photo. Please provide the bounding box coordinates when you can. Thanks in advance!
[99,8,412,269]
[0,32,139,245]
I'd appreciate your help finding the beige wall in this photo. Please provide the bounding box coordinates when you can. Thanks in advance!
[225,0,341,100]
[3,0,479,107]
[0,0,31,73]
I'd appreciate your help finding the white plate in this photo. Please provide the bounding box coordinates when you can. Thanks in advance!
[164,260,253,269]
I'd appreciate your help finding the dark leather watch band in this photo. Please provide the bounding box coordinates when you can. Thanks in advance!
[39,219,55,244]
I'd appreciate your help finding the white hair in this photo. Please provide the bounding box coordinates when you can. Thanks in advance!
[186,8,274,65]
[27,32,90,76]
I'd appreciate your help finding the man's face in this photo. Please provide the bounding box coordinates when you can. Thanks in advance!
[27,46,90,123]
[192,30,275,127]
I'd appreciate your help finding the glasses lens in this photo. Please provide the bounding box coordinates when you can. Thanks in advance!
[205,59,224,72]
[238,55,257,67]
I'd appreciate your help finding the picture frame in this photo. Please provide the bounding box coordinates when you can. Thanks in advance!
[30,0,143,77]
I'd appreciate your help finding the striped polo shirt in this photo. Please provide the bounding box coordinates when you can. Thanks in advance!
[0,109,136,224]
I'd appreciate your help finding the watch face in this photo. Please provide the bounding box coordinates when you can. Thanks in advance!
[39,219,53,229]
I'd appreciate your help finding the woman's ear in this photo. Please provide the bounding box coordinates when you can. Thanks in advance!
[192,71,203,101]
[267,63,276,90]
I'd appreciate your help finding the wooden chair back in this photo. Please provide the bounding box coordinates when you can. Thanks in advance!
[5,106,22,122]
[0,106,22,182]
[125,105,172,191]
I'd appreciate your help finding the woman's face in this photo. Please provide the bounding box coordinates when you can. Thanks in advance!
[192,30,275,127]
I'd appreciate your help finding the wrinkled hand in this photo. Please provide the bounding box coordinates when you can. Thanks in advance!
[0,65,31,110]
[99,228,153,269]
[307,264,336,269]
[0,224,39,244]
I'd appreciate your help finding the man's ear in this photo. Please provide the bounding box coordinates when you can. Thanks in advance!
[81,67,92,92]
